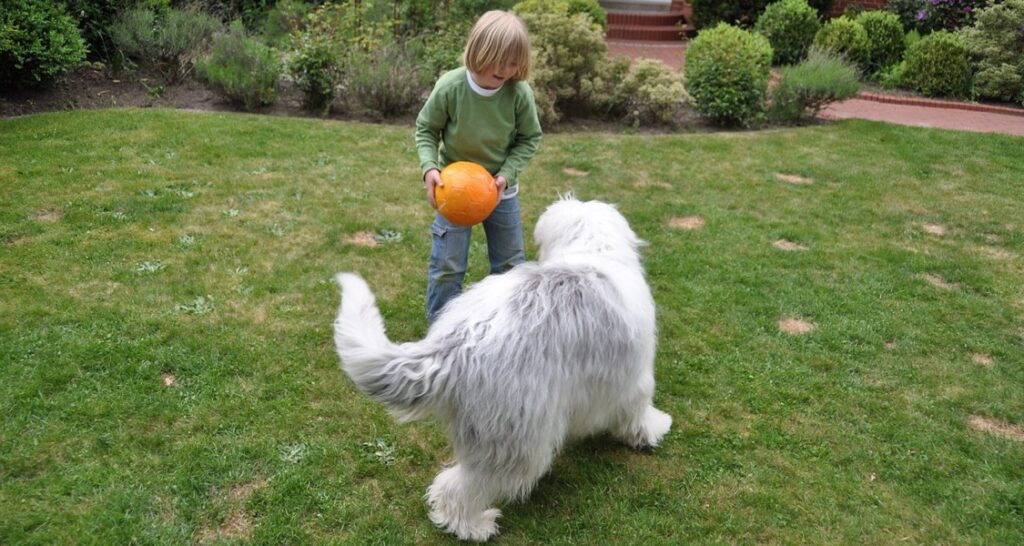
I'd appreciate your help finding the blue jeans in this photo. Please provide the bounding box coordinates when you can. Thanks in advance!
[426,195,525,322]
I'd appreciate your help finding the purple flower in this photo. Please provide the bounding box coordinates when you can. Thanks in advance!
[916,9,928,20]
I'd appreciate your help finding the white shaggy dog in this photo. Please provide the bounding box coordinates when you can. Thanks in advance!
[333,197,672,541]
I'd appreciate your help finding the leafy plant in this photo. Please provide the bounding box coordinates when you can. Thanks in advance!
[260,0,310,47]
[109,5,223,83]
[856,9,906,72]
[769,46,860,122]
[615,58,690,126]
[960,0,1024,105]
[196,21,281,111]
[514,0,609,124]
[755,0,822,65]
[901,30,972,97]
[344,45,426,119]
[0,0,88,88]
[685,23,773,126]
[813,16,870,72]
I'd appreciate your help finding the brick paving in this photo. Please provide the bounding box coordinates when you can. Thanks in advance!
[605,38,1024,137]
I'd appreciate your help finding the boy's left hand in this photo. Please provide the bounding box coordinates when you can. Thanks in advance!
[494,176,507,194]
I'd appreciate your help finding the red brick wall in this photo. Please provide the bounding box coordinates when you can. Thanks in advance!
[829,0,888,17]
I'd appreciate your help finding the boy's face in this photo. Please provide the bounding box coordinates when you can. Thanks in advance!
[474,60,519,90]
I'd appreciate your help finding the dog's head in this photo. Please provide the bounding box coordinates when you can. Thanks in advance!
[534,196,645,267]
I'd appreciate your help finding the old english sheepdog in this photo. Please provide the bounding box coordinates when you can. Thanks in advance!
[333,197,672,541]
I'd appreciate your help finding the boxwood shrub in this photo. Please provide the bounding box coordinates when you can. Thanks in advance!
[755,0,822,66]
[901,30,972,98]
[685,23,773,126]
[0,0,88,88]
[856,9,905,72]
[813,16,870,72]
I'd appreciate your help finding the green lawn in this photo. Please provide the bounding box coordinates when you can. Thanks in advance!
[1,109,1022,545]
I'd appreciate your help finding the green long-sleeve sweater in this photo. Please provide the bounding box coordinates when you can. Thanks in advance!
[415,67,542,196]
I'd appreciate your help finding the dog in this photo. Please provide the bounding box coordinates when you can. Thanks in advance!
[333,197,672,541]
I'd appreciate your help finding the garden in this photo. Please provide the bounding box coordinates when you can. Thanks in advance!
[1,0,1023,544]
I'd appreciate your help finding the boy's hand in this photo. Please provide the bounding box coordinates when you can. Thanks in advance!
[424,169,442,209]
[494,175,507,194]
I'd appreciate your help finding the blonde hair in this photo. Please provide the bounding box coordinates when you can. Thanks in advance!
[463,11,531,81]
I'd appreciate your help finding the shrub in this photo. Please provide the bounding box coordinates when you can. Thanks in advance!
[344,45,426,118]
[755,0,821,65]
[568,0,607,30]
[769,46,860,122]
[61,0,142,60]
[288,22,343,115]
[261,0,310,47]
[196,22,281,110]
[874,60,906,89]
[886,0,921,31]
[856,10,905,72]
[685,23,773,126]
[110,6,223,83]
[691,0,769,28]
[1,0,88,89]
[812,16,870,72]
[960,0,1024,105]
[614,59,690,126]
[901,30,971,97]
[514,0,609,124]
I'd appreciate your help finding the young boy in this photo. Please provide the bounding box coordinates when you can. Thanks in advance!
[415,10,543,322]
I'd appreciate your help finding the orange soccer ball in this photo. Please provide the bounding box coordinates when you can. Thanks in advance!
[435,161,499,227]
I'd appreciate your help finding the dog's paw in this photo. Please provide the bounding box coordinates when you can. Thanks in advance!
[429,506,501,542]
[641,406,672,447]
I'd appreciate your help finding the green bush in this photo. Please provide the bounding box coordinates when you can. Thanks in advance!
[960,0,1024,105]
[61,0,144,60]
[261,0,310,47]
[691,0,769,28]
[856,10,905,72]
[568,0,607,30]
[812,16,870,72]
[110,5,223,83]
[685,23,773,126]
[344,45,426,119]
[755,0,821,65]
[514,0,609,124]
[0,0,88,88]
[614,59,690,126]
[196,22,281,110]
[769,46,860,122]
[901,30,971,97]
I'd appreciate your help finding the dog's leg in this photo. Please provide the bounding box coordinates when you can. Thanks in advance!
[611,373,672,449]
[425,464,501,542]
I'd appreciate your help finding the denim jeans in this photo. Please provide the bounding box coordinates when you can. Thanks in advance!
[426,195,525,322]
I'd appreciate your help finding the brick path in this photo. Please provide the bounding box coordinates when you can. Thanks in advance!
[606,38,1024,137]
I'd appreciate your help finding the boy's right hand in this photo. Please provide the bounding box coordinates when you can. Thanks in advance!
[424,169,443,209]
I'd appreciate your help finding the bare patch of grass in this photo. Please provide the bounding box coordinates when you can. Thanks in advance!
[342,231,378,247]
[968,415,1024,442]
[920,273,958,291]
[32,209,64,222]
[562,167,589,177]
[773,239,809,251]
[668,216,705,230]
[971,353,994,367]
[778,317,816,335]
[920,223,946,236]
[775,173,814,185]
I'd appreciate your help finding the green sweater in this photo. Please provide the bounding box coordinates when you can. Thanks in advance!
[415,67,542,195]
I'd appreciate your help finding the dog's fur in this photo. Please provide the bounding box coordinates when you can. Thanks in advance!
[333,197,671,541]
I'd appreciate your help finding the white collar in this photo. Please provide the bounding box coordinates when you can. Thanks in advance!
[466,70,502,97]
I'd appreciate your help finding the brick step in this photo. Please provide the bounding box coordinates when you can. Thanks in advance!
[606,24,691,41]
[606,9,688,26]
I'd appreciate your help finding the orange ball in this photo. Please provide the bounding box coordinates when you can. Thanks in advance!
[435,162,499,227]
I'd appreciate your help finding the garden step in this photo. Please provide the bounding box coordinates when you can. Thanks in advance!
[606,9,688,26]
[606,24,692,41]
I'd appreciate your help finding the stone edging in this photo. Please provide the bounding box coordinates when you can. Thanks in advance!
[856,91,1024,118]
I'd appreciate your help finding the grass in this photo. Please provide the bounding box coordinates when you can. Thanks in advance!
[1,108,1022,545]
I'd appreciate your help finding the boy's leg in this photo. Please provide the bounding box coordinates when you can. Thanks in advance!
[427,213,472,322]
[482,196,525,275]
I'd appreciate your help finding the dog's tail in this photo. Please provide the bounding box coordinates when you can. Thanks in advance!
[333,273,443,421]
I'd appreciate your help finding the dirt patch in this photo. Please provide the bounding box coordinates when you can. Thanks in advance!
[920,223,946,236]
[920,273,958,291]
[562,167,589,177]
[884,340,897,350]
[984,233,1003,243]
[975,246,1012,260]
[198,512,254,542]
[778,317,815,335]
[229,479,267,502]
[342,231,378,247]
[668,216,705,230]
[162,373,177,387]
[32,209,64,222]
[971,353,994,367]
[968,415,1024,442]
[773,239,809,251]
[775,173,814,185]
[632,179,672,189]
